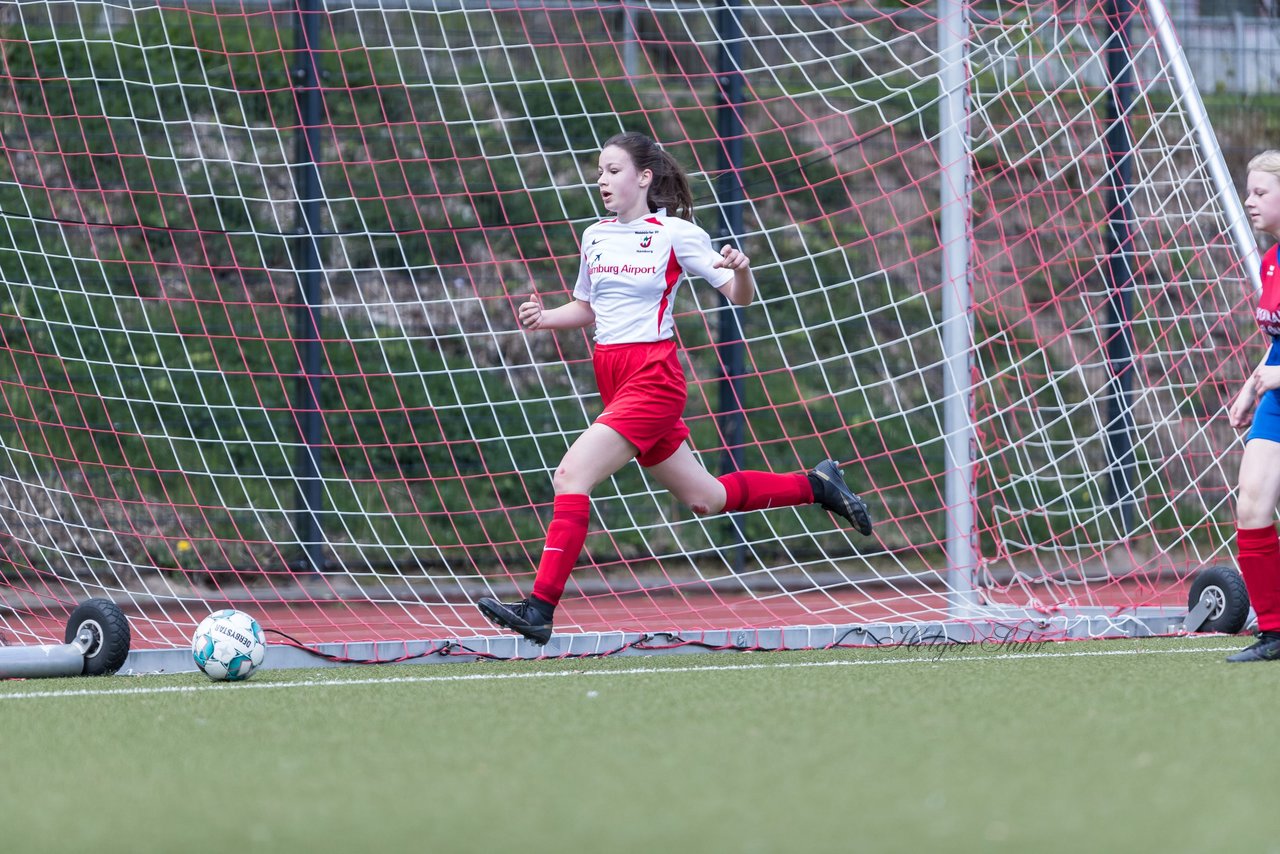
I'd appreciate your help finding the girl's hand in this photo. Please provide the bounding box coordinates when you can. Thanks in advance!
[1230,381,1259,430]
[714,245,750,271]
[1254,365,1280,396]
[518,294,544,330]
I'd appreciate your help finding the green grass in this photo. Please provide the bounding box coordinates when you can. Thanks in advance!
[2,636,1277,853]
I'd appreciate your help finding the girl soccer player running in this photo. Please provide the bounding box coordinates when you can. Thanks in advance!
[477,132,873,645]
[1227,150,1280,662]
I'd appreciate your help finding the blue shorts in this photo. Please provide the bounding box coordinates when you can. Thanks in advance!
[1249,391,1280,444]
[1248,337,1280,444]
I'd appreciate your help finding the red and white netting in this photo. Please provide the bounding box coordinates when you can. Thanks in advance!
[0,0,1256,651]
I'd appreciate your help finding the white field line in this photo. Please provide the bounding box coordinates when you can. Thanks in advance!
[0,642,1236,702]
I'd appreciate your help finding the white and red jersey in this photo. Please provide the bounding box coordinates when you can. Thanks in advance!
[572,212,734,344]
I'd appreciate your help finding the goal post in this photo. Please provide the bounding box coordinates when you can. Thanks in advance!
[0,0,1259,670]
[1147,0,1261,296]
[938,0,979,615]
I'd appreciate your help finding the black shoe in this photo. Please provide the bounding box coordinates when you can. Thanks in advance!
[477,596,554,645]
[808,459,873,535]
[1225,632,1280,662]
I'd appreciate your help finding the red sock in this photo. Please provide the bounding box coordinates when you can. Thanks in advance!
[718,470,814,513]
[530,493,590,608]
[1237,525,1280,633]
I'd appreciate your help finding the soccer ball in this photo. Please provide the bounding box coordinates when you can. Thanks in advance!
[192,609,266,681]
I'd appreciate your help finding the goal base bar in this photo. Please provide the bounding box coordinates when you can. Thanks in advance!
[117,609,1199,675]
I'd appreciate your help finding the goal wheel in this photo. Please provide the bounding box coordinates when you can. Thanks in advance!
[63,599,131,675]
[1186,565,1250,635]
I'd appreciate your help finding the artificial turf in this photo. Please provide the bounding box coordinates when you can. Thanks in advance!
[1,636,1271,853]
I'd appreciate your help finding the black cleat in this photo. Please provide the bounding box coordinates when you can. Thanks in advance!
[477,596,554,645]
[808,459,873,536]
[1225,632,1280,663]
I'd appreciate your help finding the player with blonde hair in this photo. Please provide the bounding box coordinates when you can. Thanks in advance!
[1226,149,1280,661]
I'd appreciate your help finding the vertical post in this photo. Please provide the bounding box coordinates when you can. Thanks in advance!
[715,0,746,572]
[292,0,325,572]
[622,5,639,79]
[938,0,978,614]
[1232,12,1247,97]
[1104,0,1137,536]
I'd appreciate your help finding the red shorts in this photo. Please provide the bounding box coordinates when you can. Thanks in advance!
[593,339,689,468]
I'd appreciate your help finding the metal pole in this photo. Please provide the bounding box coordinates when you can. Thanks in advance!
[716,0,746,573]
[292,0,325,572]
[938,0,978,614]
[1104,0,1137,536]
[622,5,639,78]
[1148,0,1261,295]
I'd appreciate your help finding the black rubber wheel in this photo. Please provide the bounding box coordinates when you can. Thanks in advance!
[1187,565,1251,634]
[63,599,131,675]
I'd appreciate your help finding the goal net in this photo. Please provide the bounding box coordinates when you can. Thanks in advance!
[0,0,1258,663]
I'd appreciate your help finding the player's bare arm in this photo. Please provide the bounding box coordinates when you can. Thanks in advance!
[713,245,755,307]
[1228,352,1274,428]
[518,295,595,330]
[1231,383,1259,429]
[1253,363,1280,395]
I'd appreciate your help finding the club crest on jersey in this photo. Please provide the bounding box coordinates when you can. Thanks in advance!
[639,234,653,248]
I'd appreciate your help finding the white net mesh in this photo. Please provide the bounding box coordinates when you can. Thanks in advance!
[0,0,1256,650]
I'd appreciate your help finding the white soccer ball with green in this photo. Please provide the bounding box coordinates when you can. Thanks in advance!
[192,609,266,681]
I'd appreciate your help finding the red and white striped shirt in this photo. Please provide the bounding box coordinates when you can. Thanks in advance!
[573,213,734,345]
